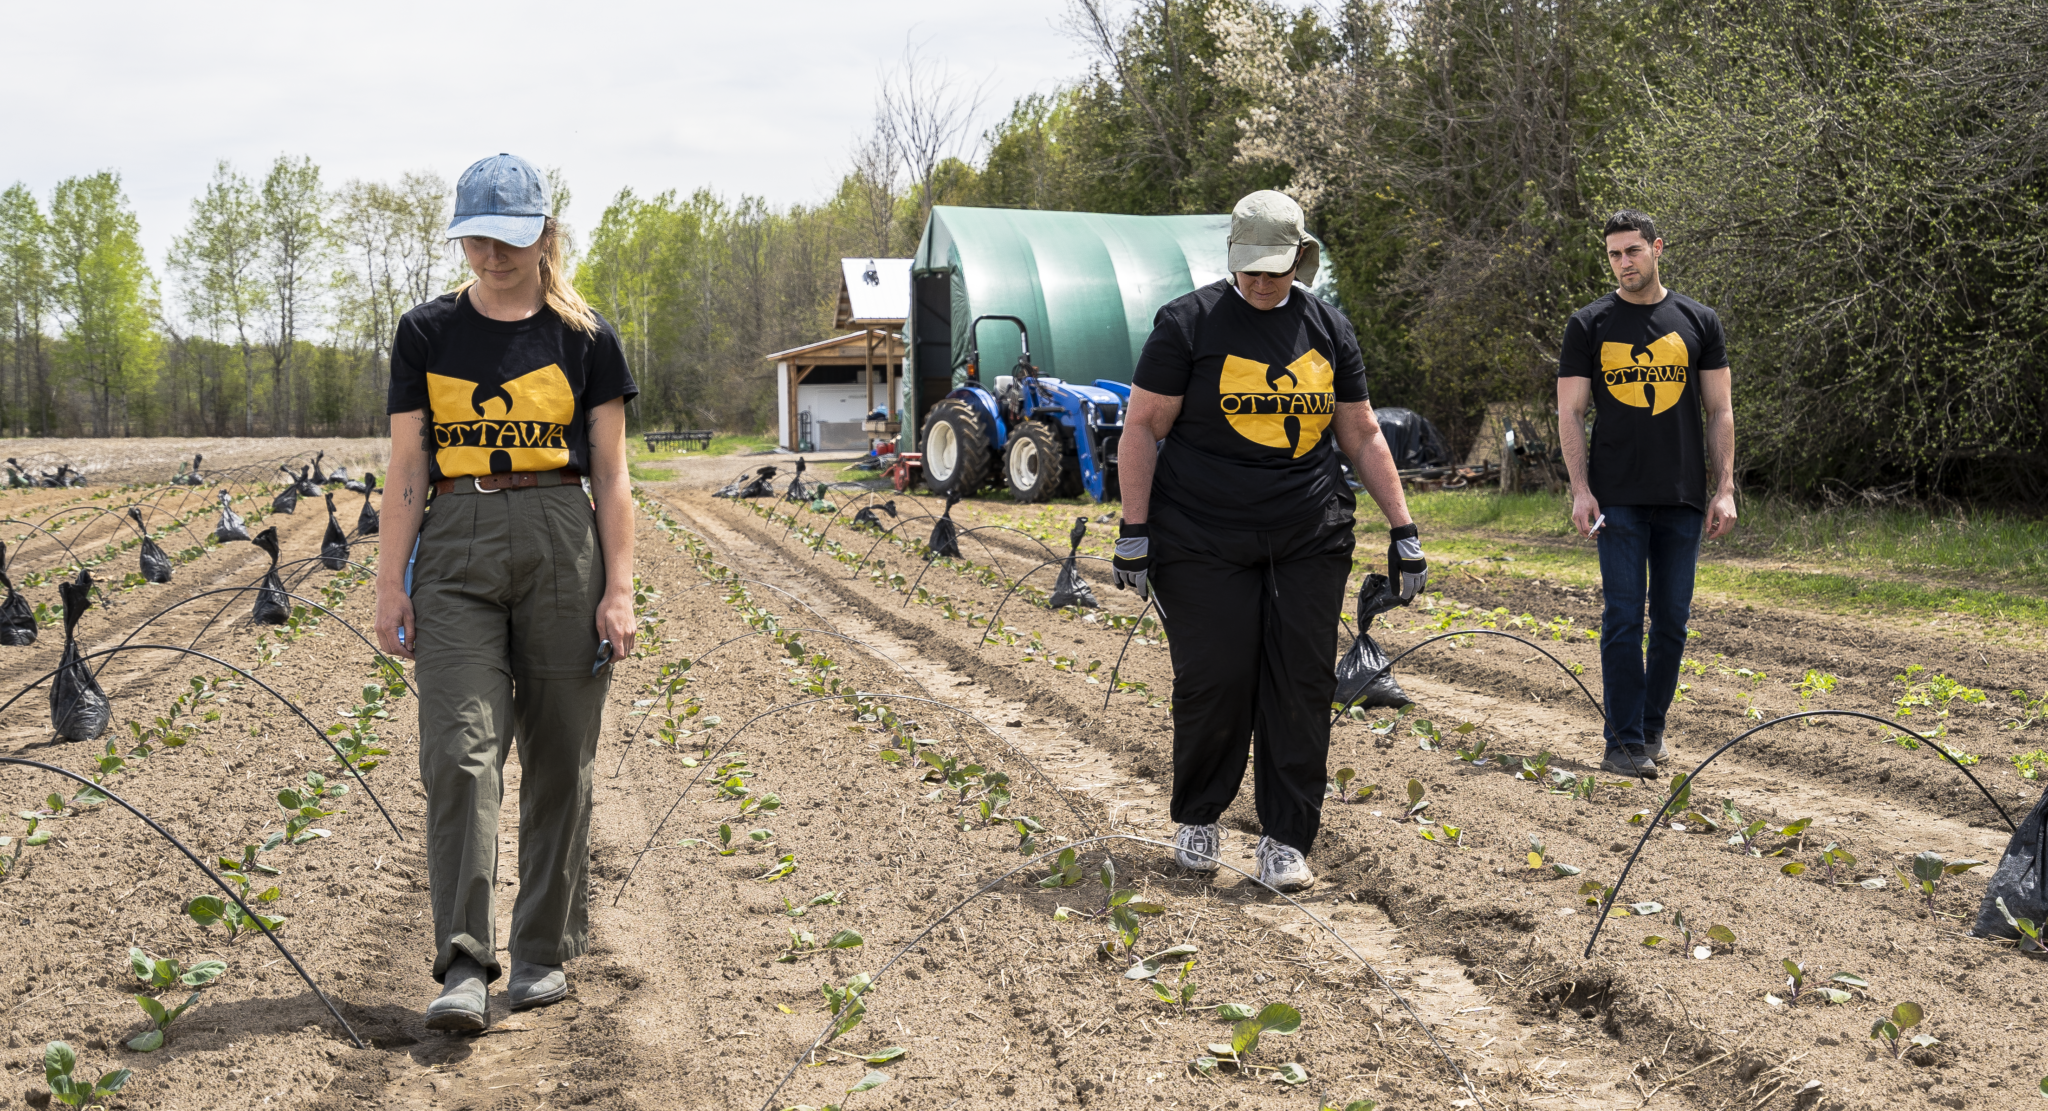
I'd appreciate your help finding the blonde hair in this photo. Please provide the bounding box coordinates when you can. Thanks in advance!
[457,217,601,335]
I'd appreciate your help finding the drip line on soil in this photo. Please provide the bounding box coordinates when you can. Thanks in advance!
[806,489,934,554]
[0,516,87,572]
[92,583,412,699]
[753,833,1475,1111]
[0,644,404,839]
[611,687,1096,906]
[895,524,1028,603]
[1328,627,1608,724]
[180,556,381,650]
[974,554,1121,645]
[1100,596,1161,710]
[0,757,365,1048]
[1583,708,2019,958]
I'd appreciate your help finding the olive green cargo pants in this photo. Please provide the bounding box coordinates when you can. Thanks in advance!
[411,482,610,984]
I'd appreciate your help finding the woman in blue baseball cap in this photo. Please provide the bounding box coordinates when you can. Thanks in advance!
[375,153,639,1031]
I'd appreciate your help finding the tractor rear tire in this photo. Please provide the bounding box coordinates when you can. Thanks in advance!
[1004,422,1065,503]
[920,399,991,496]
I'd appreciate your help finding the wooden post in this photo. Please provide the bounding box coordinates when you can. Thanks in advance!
[786,361,801,451]
[864,330,876,415]
[886,336,896,418]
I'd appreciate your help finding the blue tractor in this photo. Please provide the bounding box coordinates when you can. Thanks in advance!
[917,315,1130,503]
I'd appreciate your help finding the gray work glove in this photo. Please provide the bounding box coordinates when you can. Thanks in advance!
[1388,523,1428,602]
[1112,523,1151,599]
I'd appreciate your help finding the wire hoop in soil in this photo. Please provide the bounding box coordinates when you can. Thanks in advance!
[753,832,1475,1111]
[0,644,404,839]
[0,516,87,573]
[612,690,1101,906]
[87,582,413,700]
[180,556,382,650]
[896,525,1027,604]
[0,757,366,1048]
[1328,628,1609,724]
[1582,708,2020,958]
[974,553,1120,648]
[805,489,935,554]
[1100,595,1161,710]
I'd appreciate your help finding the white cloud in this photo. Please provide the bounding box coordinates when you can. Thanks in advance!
[2,0,1081,271]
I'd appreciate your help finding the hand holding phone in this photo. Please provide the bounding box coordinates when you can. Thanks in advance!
[591,639,613,677]
[1590,513,1607,536]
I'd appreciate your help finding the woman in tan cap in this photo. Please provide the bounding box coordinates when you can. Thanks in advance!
[1112,189,1425,891]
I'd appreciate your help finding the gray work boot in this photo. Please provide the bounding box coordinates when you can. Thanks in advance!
[1600,746,1659,780]
[509,959,567,1010]
[1254,836,1314,893]
[1174,823,1223,873]
[424,954,489,1032]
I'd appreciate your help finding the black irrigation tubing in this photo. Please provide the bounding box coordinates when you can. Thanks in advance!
[0,644,404,840]
[608,626,926,778]
[613,689,1102,906]
[955,523,1061,564]
[1583,709,2019,959]
[281,553,377,595]
[801,487,924,552]
[89,583,414,700]
[0,516,86,573]
[123,498,210,553]
[1330,628,1607,725]
[847,513,937,578]
[1100,596,1161,711]
[896,526,1019,606]
[975,554,1121,646]
[0,757,365,1048]
[753,833,1475,1111]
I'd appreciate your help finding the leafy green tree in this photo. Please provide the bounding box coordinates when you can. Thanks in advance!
[47,172,157,435]
[260,155,326,435]
[169,161,265,435]
[0,184,54,435]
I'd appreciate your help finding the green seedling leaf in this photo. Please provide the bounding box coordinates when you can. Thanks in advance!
[1127,901,1167,915]
[1891,1001,1924,1030]
[860,1047,906,1064]
[1405,779,1424,808]
[1272,1062,1309,1085]
[1124,943,1199,980]
[126,1029,164,1053]
[1781,862,1807,876]
[1641,935,1664,947]
[1626,902,1664,915]
[1255,1002,1303,1034]
[1831,972,1870,989]
[1052,906,1077,921]
[1706,924,1737,947]
[1911,851,1946,885]
[1943,859,1986,876]
[824,930,863,950]
[846,1070,889,1094]
[1230,1019,1262,1056]
[1551,862,1582,877]
[1191,1055,1220,1076]
[1818,988,1852,1004]
[1214,1003,1256,1021]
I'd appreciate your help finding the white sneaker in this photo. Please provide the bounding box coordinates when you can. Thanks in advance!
[1174,823,1223,872]
[1255,836,1314,892]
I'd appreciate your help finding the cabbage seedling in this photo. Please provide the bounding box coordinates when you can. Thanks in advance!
[1193,1002,1305,1084]
[1898,851,1985,912]
[1037,847,1085,889]
[127,948,225,991]
[1404,779,1429,820]
[125,989,202,1052]
[786,1068,889,1111]
[1994,897,2045,953]
[1526,835,1580,877]
[782,891,842,917]
[756,853,798,883]
[39,1043,129,1108]
[1327,767,1360,801]
[276,772,345,845]
[819,972,874,1043]
[1644,909,1736,958]
[1868,1001,1936,1058]
[1767,960,1865,1006]
[1513,751,1555,782]
[1412,719,1442,751]
[779,928,863,962]
[0,814,52,878]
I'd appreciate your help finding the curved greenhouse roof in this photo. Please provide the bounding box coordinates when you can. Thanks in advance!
[910,206,1235,385]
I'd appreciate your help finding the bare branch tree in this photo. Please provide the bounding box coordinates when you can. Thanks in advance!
[876,40,987,238]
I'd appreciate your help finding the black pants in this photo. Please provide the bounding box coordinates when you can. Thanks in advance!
[1152,495,1355,853]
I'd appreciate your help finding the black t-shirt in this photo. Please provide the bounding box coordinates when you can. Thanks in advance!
[387,291,638,483]
[1557,290,1726,511]
[1131,280,1370,530]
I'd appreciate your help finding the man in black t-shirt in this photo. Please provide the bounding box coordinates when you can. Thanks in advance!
[1115,190,1427,892]
[1557,209,1738,779]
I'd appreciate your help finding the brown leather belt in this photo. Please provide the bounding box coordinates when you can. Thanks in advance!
[432,468,581,496]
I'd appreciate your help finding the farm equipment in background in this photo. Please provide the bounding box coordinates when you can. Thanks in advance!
[917,315,1128,503]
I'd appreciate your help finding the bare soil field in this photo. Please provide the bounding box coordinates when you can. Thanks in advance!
[0,447,2041,1111]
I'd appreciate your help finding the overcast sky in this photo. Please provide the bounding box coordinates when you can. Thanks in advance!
[2,0,1086,272]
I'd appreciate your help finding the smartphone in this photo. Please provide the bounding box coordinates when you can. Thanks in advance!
[591,639,613,677]
[1589,513,1607,536]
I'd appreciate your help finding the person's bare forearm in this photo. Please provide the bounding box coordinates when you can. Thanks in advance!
[590,464,635,597]
[1708,405,1735,495]
[1559,408,1591,496]
[1334,402,1412,528]
[377,415,429,601]
[1118,429,1157,524]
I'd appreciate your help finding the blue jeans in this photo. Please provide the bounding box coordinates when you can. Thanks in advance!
[1596,505,1704,754]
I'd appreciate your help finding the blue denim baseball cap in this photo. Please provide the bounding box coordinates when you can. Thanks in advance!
[446,153,547,247]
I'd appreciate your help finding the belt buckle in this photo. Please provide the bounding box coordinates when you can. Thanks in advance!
[474,475,501,495]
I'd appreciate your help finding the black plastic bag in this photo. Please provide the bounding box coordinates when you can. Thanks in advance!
[295,465,318,497]
[129,507,171,584]
[1048,517,1099,609]
[271,481,298,514]
[329,465,351,488]
[926,492,961,560]
[214,491,250,543]
[1970,788,2047,948]
[320,493,349,571]
[852,499,898,530]
[0,541,35,647]
[1334,573,1412,710]
[356,473,379,536]
[251,528,290,625]
[786,457,812,501]
[51,572,109,743]
[310,451,327,485]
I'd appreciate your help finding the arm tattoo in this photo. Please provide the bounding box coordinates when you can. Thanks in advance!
[403,486,414,506]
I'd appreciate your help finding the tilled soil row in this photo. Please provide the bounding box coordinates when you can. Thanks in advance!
[692,488,2048,1111]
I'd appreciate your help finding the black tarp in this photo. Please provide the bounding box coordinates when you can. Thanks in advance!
[1374,407,1455,470]
[51,571,110,742]
[1333,573,1413,710]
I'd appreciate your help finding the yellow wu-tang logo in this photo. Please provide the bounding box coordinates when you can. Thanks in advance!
[1599,331,1689,416]
[426,364,575,477]
[1218,350,1336,458]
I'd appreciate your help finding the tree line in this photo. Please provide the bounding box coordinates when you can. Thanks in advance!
[5,0,2042,502]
